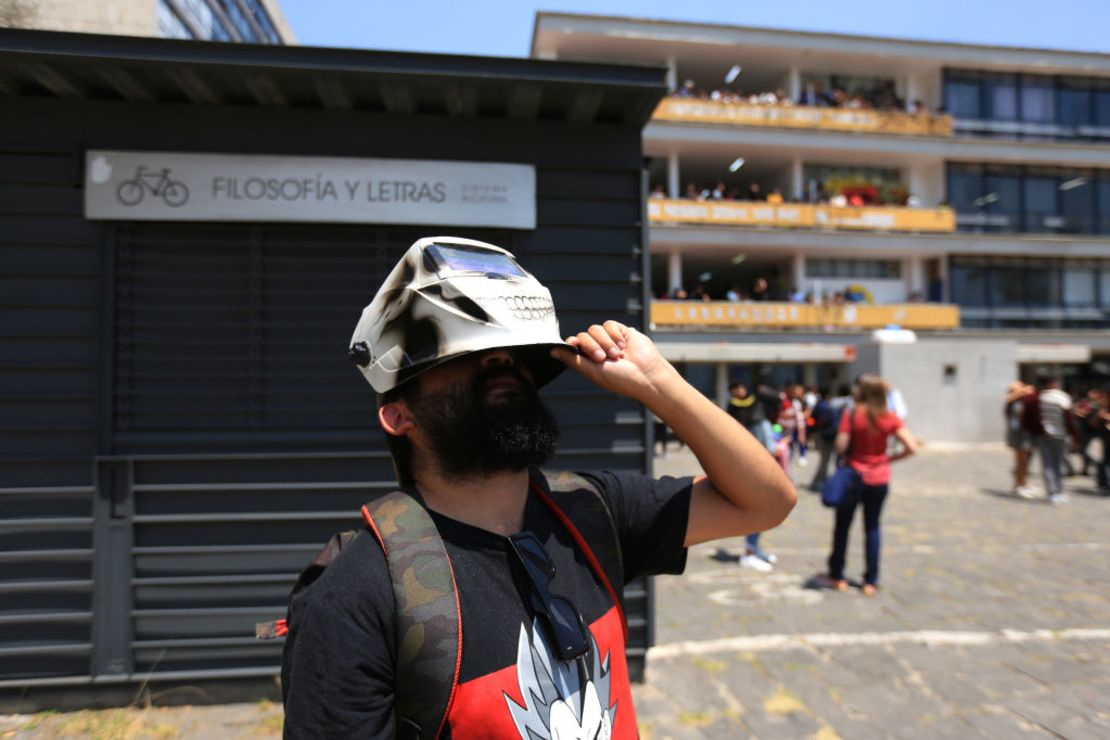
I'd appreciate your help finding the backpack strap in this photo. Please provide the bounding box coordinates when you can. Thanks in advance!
[362,491,461,740]
[531,470,628,641]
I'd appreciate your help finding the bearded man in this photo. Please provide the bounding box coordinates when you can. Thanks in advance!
[281,237,795,739]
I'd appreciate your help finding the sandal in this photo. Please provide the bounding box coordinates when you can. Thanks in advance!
[816,575,849,592]
[861,584,879,597]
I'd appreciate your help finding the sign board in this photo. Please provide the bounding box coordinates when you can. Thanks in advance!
[84,151,536,229]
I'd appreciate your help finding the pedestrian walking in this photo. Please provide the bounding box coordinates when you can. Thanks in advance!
[1023,375,1076,504]
[1005,380,1036,498]
[817,374,918,596]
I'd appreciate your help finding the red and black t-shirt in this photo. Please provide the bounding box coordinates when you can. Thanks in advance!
[281,470,692,739]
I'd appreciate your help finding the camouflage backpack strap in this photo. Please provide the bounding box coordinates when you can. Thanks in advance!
[362,491,461,740]
[531,469,627,641]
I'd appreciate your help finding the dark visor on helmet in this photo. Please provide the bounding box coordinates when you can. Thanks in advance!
[423,243,528,278]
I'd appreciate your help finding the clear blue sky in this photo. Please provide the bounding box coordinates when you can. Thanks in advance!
[281,0,1110,56]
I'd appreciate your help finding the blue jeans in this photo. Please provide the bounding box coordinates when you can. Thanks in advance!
[827,482,889,586]
[1038,436,1066,496]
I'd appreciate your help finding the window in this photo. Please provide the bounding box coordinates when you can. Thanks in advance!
[157,0,193,39]
[945,71,980,118]
[179,0,214,37]
[807,259,901,279]
[1099,176,1110,234]
[983,169,1021,231]
[1022,175,1058,232]
[950,259,988,306]
[1057,80,1091,129]
[1059,174,1094,234]
[989,262,1026,306]
[984,74,1017,120]
[1101,268,1110,308]
[1095,90,1110,128]
[1019,76,1055,123]
[947,164,982,215]
[219,0,257,41]
[1063,263,1097,307]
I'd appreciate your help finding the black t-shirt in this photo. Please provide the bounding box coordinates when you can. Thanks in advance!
[281,470,692,739]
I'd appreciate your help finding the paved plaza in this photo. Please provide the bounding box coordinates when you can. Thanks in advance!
[1,445,1107,738]
[637,443,1110,739]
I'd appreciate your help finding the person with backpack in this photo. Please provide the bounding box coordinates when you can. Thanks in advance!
[816,374,918,597]
[807,384,853,492]
[279,237,796,739]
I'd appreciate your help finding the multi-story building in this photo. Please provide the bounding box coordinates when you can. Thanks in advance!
[533,13,1110,441]
[16,0,293,44]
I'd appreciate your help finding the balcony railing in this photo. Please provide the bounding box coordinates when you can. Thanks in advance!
[652,301,960,331]
[653,98,954,137]
[648,198,957,233]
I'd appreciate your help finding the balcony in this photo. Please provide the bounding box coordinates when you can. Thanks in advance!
[648,198,956,233]
[652,301,960,331]
[652,98,954,137]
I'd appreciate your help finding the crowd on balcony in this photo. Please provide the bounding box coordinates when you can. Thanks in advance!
[660,277,925,306]
[651,180,927,208]
[671,78,932,115]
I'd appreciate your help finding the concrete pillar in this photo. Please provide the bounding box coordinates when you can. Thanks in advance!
[715,363,730,408]
[668,250,683,293]
[665,57,677,93]
[790,158,804,201]
[908,162,944,207]
[667,152,680,199]
[787,66,801,102]
[907,256,925,296]
[791,253,806,293]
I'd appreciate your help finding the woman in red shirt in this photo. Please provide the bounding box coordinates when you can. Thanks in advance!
[821,375,918,596]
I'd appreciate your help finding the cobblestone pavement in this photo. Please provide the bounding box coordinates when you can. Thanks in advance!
[1,446,1106,739]
[635,443,1110,739]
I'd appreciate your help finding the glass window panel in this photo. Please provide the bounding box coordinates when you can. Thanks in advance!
[951,264,988,306]
[1020,78,1055,123]
[1101,268,1110,308]
[1063,267,1096,307]
[945,78,980,118]
[1026,266,1059,307]
[1057,88,1090,129]
[1059,174,1094,234]
[983,172,1020,231]
[1023,177,1059,232]
[1098,178,1110,234]
[1095,91,1110,127]
[947,165,982,214]
[157,0,193,39]
[990,265,1026,306]
[985,75,1017,120]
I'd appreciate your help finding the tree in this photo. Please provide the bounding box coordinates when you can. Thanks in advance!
[0,0,38,28]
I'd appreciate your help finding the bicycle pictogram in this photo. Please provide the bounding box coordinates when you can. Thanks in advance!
[116,166,189,207]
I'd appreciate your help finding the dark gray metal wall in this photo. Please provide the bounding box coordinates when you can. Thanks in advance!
[0,95,654,688]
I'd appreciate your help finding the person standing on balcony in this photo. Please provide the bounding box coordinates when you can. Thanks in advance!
[748,182,764,201]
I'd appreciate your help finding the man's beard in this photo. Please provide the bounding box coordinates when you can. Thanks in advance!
[407,365,560,480]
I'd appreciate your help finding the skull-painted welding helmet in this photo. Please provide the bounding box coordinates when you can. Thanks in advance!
[348,236,570,394]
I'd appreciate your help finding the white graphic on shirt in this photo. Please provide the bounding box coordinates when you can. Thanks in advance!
[504,618,616,740]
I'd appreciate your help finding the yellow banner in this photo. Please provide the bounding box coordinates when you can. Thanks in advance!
[652,301,960,330]
[653,98,954,137]
[647,199,956,233]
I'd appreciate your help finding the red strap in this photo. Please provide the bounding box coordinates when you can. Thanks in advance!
[360,504,387,555]
[530,479,628,643]
[275,619,288,637]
